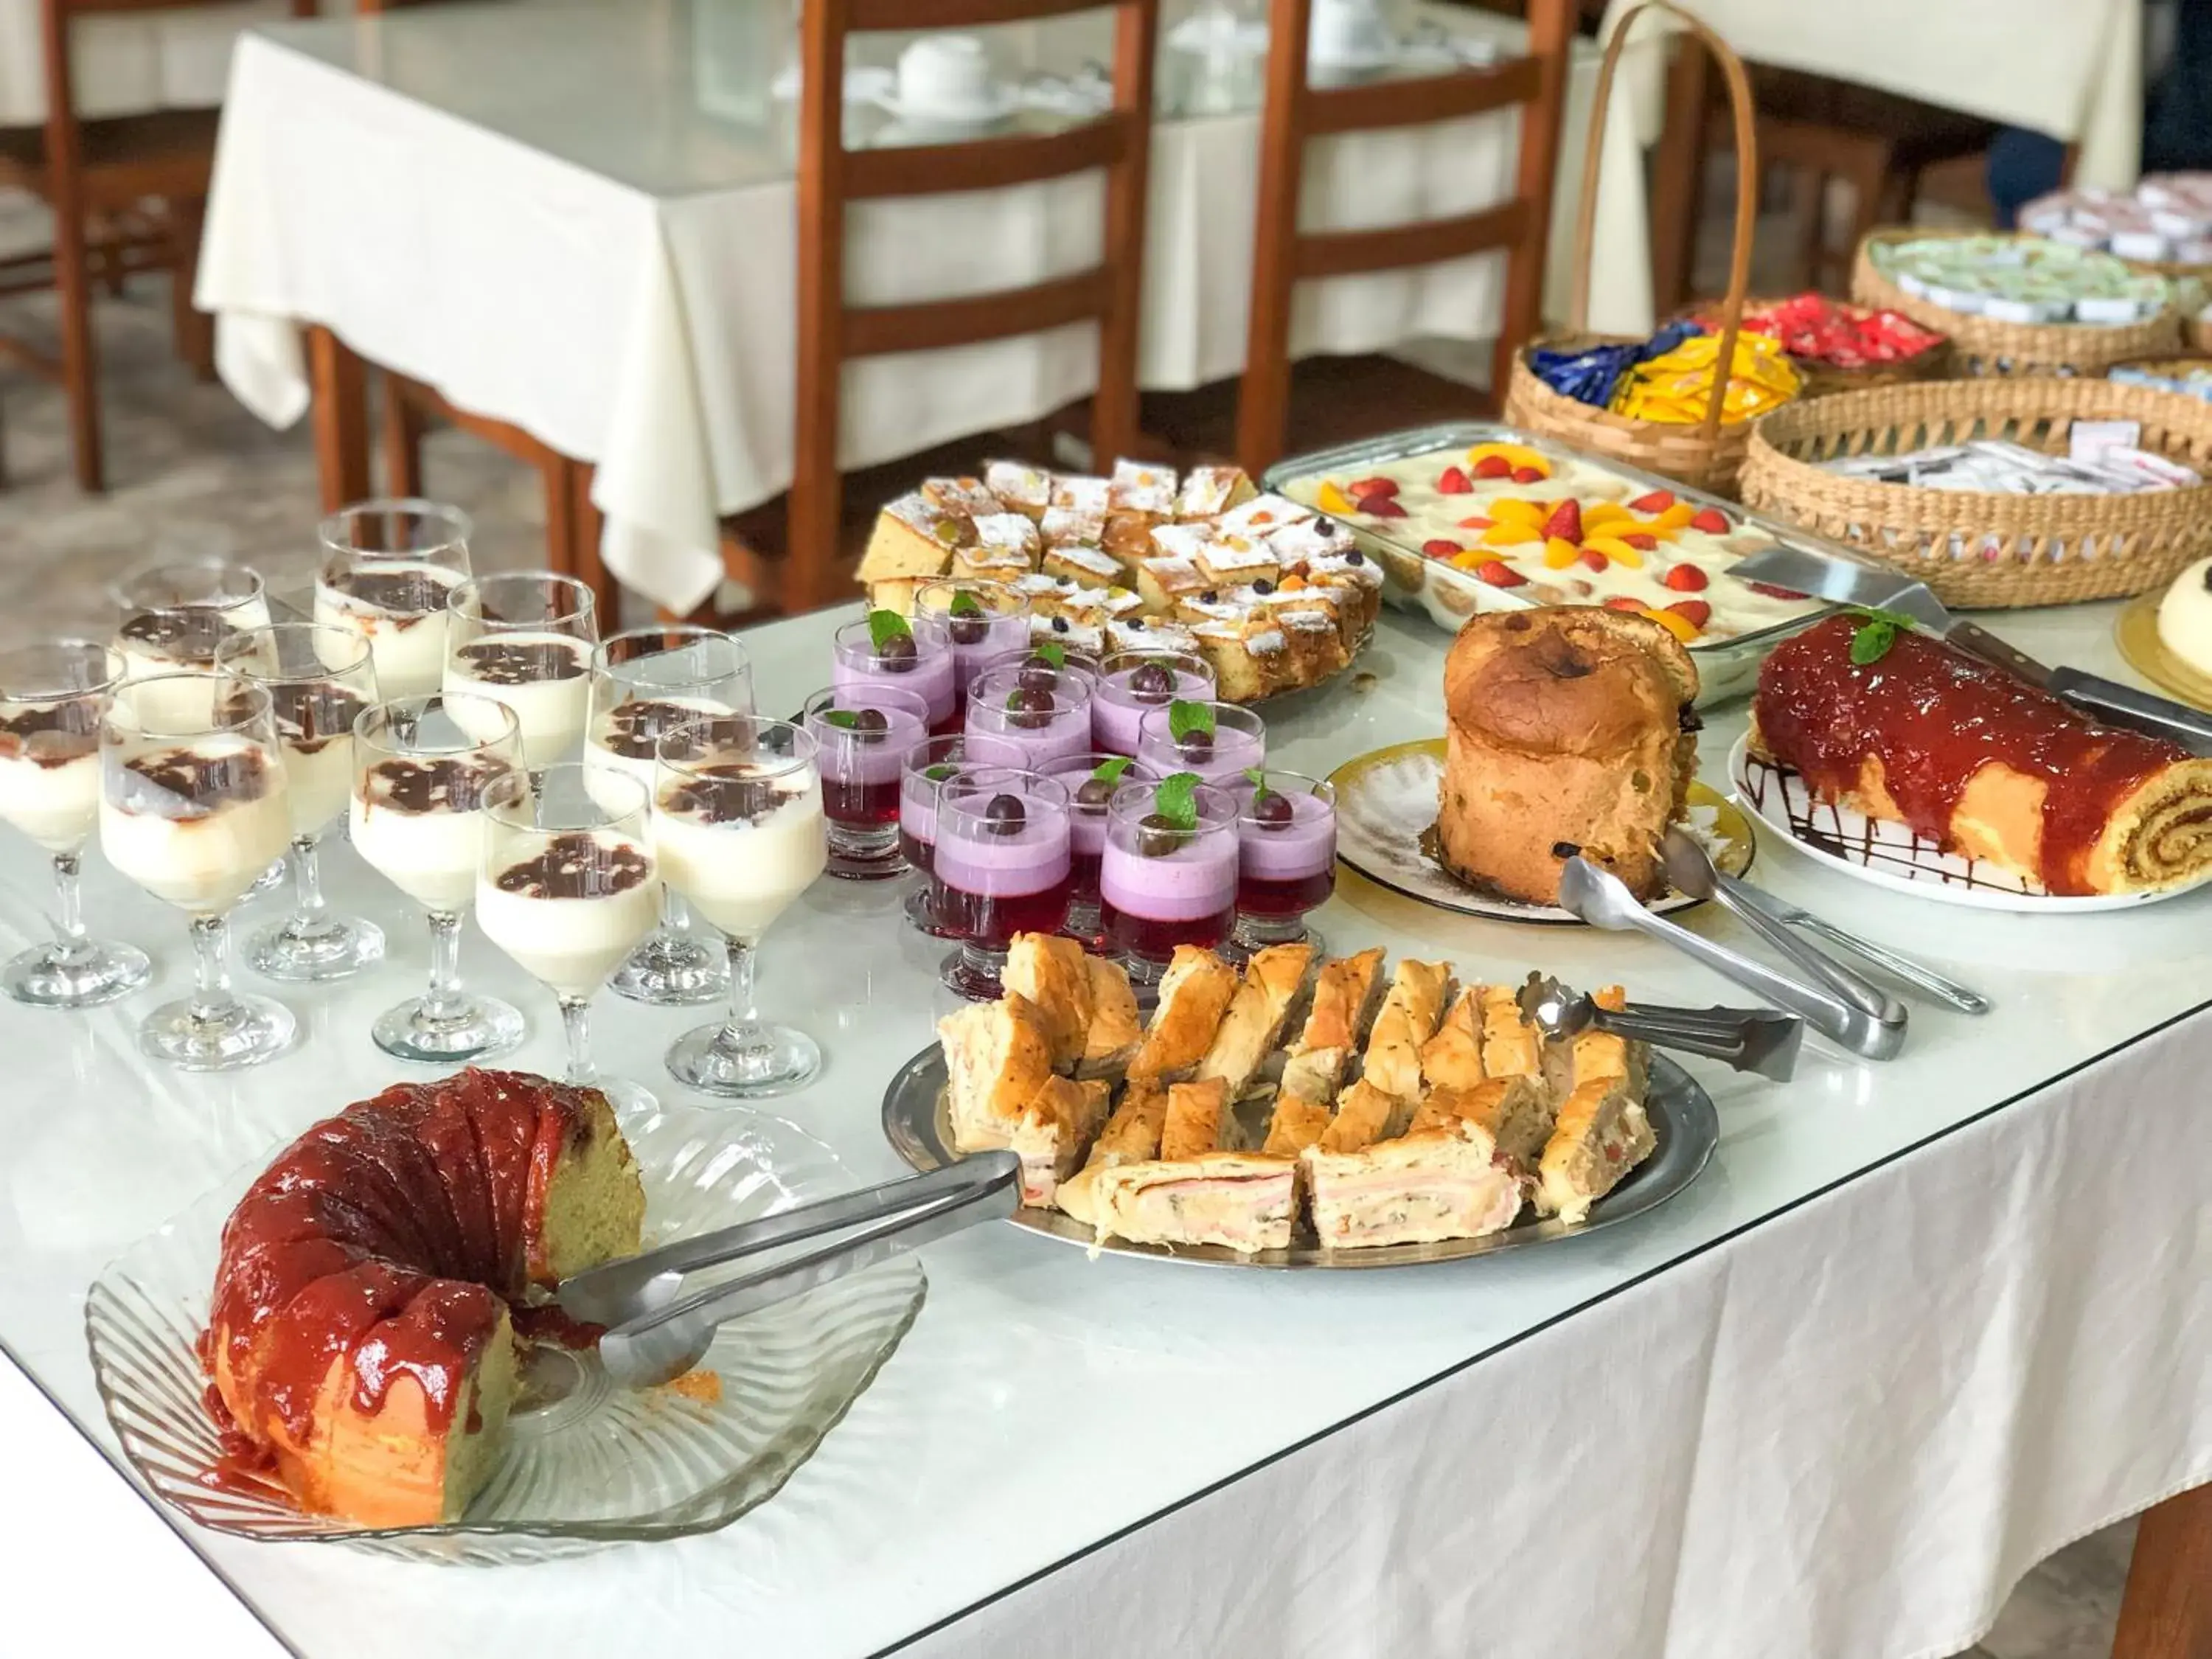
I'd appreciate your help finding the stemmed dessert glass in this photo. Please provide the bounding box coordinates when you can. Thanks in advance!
[1046,750,1154,952]
[478,762,662,1115]
[586,625,754,1006]
[1228,769,1337,958]
[832,611,957,734]
[350,694,527,1062]
[911,578,1031,719]
[315,498,473,698]
[652,714,829,1098]
[899,734,972,937]
[215,623,386,981]
[1135,698,1266,787]
[444,571,599,774]
[964,661,1096,770]
[100,672,296,1070]
[803,683,931,879]
[1099,772,1239,984]
[0,641,150,1007]
[934,766,1072,1000]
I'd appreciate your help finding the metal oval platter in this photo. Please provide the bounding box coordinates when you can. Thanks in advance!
[880,1046,1718,1270]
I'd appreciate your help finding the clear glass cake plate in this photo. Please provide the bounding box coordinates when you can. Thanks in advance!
[83,1104,924,1563]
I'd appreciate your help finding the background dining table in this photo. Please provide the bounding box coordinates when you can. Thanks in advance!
[0,594,2208,1658]
[190,0,1658,616]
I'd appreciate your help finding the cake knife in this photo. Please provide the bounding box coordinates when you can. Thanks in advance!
[1732,544,2212,751]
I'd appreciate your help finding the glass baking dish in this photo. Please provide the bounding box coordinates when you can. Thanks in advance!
[1264,422,1835,705]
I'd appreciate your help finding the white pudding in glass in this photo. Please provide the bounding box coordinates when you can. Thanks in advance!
[315,565,461,698]
[476,829,660,996]
[654,764,828,940]
[585,695,732,816]
[262,684,370,838]
[100,740,291,913]
[350,755,512,913]
[115,602,274,722]
[0,702,102,852]
[445,633,592,769]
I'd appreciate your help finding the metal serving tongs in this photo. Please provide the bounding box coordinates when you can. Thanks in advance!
[557,1151,1022,1389]
[1559,855,1910,1061]
[1516,973,1804,1082]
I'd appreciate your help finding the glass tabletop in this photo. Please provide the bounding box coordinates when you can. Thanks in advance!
[248,0,1533,196]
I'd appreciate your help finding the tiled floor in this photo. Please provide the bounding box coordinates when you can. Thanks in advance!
[0,189,2143,1659]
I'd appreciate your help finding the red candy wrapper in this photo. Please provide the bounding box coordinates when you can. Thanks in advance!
[1701,293,1942,369]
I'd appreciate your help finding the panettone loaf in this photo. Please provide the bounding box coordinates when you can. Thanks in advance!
[1436,608,1698,904]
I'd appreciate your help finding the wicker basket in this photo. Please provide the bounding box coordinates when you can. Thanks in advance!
[1504,1,1770,498]
[1680,296,1956,399]
[1739,378,2212,609]
[1850,229,2181,378]
[2190,312,2212,354]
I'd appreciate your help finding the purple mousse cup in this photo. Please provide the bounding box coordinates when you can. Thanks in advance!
[1092,650,1214,757]
[912,580,1032,712]
[933,768,1072,1001]
[832,616,957,731]
[899,734,973,936]
[803,683,931,880]
[1099,779,1239,981]
[1135,700,1265,788]
[1229,771,1336,956]
[964,663,1096,771]
[1046,751,1158,951]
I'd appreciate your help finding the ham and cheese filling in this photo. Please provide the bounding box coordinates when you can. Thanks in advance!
[1102,1172,1295,1253]
[1310,1166,1522,1248]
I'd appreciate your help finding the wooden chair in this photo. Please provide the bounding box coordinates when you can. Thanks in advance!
[742,0,1161,618]
[0,0,305,490]
[1231,0,1574,477]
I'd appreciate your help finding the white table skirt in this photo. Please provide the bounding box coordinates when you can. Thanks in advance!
[195,1,1656,615]
[0,0,285,128]
[1,599,2208,1658]
[1600,0,2144,193]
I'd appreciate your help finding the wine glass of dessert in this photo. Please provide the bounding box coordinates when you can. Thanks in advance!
[215,622,386,981]
[585,625,754,1006]
[802,684,931,880]
[899,734,973,937]
[100,673,296,1069]
[478,762,662,1115]
[444,571,599,778]
[911,579,1030,722]
[1099,771,1239,984]
[933,766,1072,1000]
[1135,698,1265,787]
[109,556,273,691]
[832,609,958,736]
[964,661,1096,771]
[1091,649,1214,757]
[0,641,150,1007]
[351,693,528,1062]
[651,713,830,1097]
[315,498,473,698]
[1045,751,1154,952]
[1228,769,1336,959]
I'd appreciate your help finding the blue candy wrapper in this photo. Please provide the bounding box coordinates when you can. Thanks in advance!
[1529,320,1703,408]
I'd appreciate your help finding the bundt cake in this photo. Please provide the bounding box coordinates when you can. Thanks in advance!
[202,1068,645,1527]
[1436,608,1699,905]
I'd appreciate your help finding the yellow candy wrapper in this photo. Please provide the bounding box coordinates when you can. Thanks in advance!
[1611,330,1800,424]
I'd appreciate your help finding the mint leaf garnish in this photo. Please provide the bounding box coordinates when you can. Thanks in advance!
[1032,641,1067,669]
[924,762,958,782]
[1155,771,1200,833]
[1167,699,1214,743]
[1245,765,1270,807]
[867,609,912,652]
[823,709,861,730]
[1091,756,1133,785]
[1847,608,1905,667]
[948,590,983,617]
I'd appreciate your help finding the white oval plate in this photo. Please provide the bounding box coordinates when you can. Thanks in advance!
[1728,734,2211,914]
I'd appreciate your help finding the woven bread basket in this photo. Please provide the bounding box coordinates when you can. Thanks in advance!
[1504,0,1772,498]
[1851,229,2181,378]
[1738,377,2212,609]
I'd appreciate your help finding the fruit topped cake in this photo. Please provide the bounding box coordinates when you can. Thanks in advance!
[855,459,1382,703]
[1278,439,1821,647]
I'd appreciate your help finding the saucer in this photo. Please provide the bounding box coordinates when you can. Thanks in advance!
[869,85,1023,133]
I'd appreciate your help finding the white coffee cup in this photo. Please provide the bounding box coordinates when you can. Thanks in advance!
[1308,0,1391,65]
[895,34,997,119]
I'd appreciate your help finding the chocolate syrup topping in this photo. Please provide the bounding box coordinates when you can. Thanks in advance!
[363,756,510,815]
[662,762,787,825]
[226,683,368,756]
[118,608,230,662]
[330,568,454,622]
[116,746,273,819]
[597,699,705,761]
[493,832,651,899]
[456,638,585,685]
[0,703,99,768]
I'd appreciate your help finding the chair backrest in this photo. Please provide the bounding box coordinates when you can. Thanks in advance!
[784,0,1161,612]
[1235,0,1573,475]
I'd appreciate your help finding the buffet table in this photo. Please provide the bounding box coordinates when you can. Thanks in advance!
[192,0,1658,616]
[1,598,2208,1657]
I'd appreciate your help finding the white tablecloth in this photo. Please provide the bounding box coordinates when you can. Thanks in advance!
[0,0,284,128]
[1,599,2208,1659]
[196,0,1657,615]
[1600,0,2143,192]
